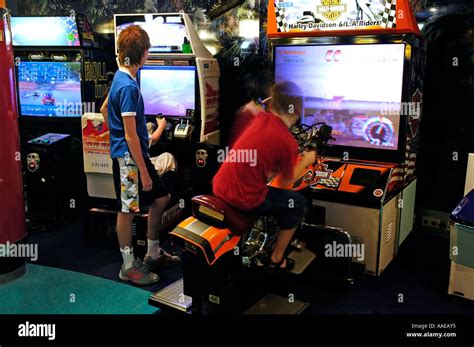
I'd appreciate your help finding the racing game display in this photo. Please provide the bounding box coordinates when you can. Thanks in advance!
[140,65,196,117]
[115,14,188,53]
[17,61,82,117]
[275,43,405,151]
[11,17,81,46]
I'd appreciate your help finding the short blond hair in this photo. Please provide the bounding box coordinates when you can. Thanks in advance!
[270,81,304,117]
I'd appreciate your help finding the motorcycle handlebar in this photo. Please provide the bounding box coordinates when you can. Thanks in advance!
[296,123,335,154]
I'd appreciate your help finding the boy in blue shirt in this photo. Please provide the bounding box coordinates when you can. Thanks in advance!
[104,25,179,285]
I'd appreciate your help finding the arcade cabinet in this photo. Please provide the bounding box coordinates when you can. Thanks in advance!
[84,12,220,254]
[0,8,27,283]
[11,15,112,222]
[114,12,221,194]
[267,0,424,276]
[25,133,71,224]
[82,111,185,258]
[449,190,474,301]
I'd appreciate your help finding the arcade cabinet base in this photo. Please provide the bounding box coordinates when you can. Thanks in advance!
[448,261,474,301]
[313,193,400,277]
[149,280,310,315]
[244,294,309,314]
[149,278,192,314]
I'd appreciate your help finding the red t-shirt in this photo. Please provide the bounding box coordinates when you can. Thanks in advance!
[227,102,266,147]
[213,112,299,210]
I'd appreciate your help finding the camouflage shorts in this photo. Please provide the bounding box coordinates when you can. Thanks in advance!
[116,154,140,213]
[112,153,168,213]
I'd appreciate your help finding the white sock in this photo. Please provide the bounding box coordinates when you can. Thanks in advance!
[146,239,161,260]
[120,246,135,269]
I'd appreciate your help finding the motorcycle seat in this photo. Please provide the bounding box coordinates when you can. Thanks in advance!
[191,195,257,236]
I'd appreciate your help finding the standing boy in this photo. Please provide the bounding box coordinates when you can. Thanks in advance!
[106,25,179,285]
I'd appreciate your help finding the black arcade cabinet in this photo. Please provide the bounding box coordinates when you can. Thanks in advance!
[11,14,113,216]
[24,133,71,224]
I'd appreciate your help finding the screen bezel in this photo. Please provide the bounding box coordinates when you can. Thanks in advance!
[11,16,82,47]
[114,13,189,55]
[138,63,197,118]
[16,58,84,118]
[272,39,410,164]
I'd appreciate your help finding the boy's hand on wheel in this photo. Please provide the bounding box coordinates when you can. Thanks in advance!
[156,116,167,129]
[141,172,153,192]
[302,150,317,166]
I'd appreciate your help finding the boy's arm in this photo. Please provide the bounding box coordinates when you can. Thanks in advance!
[118,87,152,190]
[150,117,167,146]
[100,95,109,128]
[279,150,317,187]
[123,117,153,191]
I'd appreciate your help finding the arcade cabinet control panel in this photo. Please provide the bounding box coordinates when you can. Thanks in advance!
[26,133,70,173]
[150,109,196,141]
[28,133,70,146]
[174,109,196,139]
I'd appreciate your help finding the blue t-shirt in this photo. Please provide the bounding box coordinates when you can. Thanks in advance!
[108,70,149,159]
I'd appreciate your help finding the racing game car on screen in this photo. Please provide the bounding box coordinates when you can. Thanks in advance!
[42,93,56,105]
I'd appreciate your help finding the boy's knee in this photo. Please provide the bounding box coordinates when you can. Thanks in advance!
[290,192,307,210]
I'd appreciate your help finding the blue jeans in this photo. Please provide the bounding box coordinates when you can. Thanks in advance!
[255,187,308,229]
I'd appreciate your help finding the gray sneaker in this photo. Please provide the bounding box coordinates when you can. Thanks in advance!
[119,259,160,285]
[144,248,181,270]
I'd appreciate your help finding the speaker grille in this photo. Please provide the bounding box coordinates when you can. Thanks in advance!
[386,222,394,243]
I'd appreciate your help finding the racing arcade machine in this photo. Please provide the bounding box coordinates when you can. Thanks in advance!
[11,15,111,224]
[115,12,221,195]
[268,0,423,276]
[83,13,221,256]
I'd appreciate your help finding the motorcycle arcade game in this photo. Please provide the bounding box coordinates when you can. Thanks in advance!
[83,13,220,257]
[11,15,110,225]
[149,1,423,314]
[148,120,337,315]
[268,0,423,277]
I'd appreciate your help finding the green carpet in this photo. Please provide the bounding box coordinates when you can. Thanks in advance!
[0,264,158,314]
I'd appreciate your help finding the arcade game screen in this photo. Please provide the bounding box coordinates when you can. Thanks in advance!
[17,61,82,117]
[275,44,405,150]
[11,17,80,46]
[139,65,196,117]
[115,14,188,53]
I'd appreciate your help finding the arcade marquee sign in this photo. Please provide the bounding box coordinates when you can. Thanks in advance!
[270,0,398,33]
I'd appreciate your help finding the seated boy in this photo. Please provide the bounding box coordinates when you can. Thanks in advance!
[213,81,316,271]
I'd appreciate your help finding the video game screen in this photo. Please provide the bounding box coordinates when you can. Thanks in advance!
[11,17,81,46]
[275,44,406,151]
[17,61,82,117]
[139,65,196,117]
[115,14,188,53]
